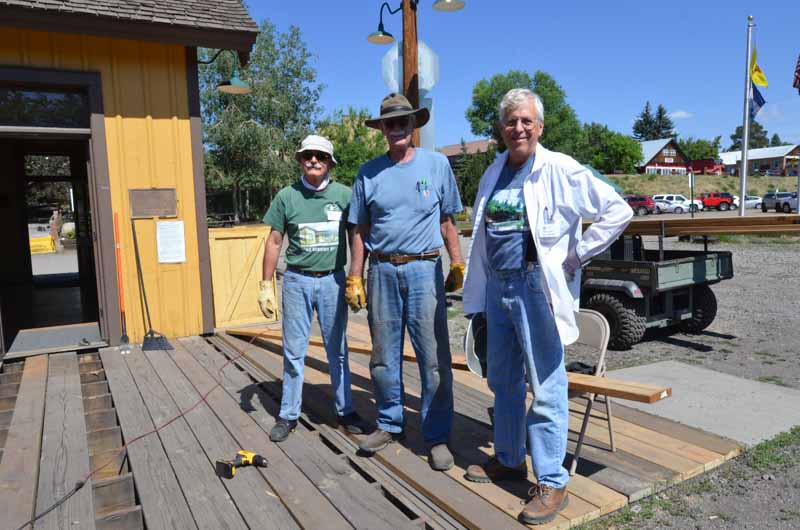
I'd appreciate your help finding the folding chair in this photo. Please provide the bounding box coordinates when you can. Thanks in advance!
[569,309,616,475]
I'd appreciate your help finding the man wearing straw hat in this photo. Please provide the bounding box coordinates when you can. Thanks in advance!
[346,93,465,471]
[259,134,367,442]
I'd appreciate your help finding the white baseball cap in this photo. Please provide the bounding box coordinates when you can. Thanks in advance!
[295,134,337,165]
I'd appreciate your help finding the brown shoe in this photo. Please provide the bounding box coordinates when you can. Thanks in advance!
[520,484,569,525]
[465,455,527,483]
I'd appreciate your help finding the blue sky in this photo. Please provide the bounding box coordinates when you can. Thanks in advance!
[248,1,800,150]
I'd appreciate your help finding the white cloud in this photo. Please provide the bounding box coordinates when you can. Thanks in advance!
[669,110,693,120]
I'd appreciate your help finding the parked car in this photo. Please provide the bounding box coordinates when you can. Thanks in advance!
[778,193,798,213]
[762,192,794,212]
[652,194,702,214]
[697,192,735,210]
[624,195,656,216]
[654,200,688,214]
[743,195,762,209]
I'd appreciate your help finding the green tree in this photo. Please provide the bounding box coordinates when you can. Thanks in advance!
[453,139,497,207]
[199,20,324,221]
[770,133,785,146]
[576,123,642,174]
[464,70,584,158]
[317,107,387,187]
[729,120,769,151]
[653,104,676,139]
[632,101,657,141]
[678,136,722,161]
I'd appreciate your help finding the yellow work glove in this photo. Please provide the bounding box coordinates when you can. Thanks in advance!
[345,275,367,312]
[257,280,278,319]
[445,262,466,293]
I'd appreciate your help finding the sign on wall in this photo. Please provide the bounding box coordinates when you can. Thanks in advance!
[156,220,186,263]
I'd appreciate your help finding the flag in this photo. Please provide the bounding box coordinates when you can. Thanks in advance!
[750,47,768,87]
[749,82,765,120]
[793,54,800,95]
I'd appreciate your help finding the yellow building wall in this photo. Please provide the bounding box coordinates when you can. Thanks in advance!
[0,29,205,342]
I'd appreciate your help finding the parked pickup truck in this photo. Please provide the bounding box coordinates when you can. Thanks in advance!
[697,192,735,210]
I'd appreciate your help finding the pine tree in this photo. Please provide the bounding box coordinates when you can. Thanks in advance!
[632,102,656,141]
[653,104,676,139]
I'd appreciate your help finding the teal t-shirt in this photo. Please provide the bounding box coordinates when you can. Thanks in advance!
[262,180,351,272]
[485,154,534,271]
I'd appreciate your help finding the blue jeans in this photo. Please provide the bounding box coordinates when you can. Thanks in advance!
[486,264,570,489]
[279,269,354,421]
[367,258,453,444]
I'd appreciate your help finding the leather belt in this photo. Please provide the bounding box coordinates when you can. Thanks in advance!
[371,250,440,265]
[286,266,339,277]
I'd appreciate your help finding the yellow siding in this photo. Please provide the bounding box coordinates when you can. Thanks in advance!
[0,28,204,341]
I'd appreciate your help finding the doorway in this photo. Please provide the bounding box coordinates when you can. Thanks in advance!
[0,140,103,354]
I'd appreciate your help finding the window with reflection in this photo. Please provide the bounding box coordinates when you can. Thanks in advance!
[0,87,89,128]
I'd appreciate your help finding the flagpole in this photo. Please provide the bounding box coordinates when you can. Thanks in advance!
[739,15,754,217]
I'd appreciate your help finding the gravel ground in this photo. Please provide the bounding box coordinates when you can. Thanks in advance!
[443,234,800,529]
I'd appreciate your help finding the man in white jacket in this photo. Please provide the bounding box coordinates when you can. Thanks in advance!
[462,89,632,525]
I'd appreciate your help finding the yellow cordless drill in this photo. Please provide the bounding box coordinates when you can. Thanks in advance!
[215,450,268,479]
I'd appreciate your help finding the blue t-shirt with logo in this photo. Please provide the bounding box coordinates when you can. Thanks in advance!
[485,154,534,271]
[348,148,463,254]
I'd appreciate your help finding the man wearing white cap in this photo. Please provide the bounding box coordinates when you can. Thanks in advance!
[259,134,367,442]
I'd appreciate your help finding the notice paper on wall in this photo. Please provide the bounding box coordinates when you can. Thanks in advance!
[156,220,186,263]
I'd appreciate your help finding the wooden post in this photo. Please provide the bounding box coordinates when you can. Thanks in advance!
[402,0,420,146]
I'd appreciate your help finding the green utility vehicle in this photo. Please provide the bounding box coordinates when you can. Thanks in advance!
[581,235,733,349]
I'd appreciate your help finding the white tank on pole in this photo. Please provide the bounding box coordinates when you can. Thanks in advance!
[382,41,439,150]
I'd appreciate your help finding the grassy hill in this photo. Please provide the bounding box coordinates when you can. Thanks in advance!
[606,174,798,198]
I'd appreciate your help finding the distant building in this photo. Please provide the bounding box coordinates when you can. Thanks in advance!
[718,145,800,176]
[638,138,690,175]
[438,139,497,167]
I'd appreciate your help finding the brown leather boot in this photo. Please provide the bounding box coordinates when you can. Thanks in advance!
[465,455,527,483]
[520,484,569,524]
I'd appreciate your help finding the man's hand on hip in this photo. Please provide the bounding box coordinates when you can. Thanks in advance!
[345,276,367,312]
[445,262,465,292]
[562,251,582,282]
[258,280,278,319]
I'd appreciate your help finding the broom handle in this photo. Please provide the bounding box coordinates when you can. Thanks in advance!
[113,213,127,334]
[130,218,154,332]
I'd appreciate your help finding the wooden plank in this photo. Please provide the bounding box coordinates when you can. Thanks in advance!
[3,342,106,361]
[0,395,17,411]
[98,348,198,530]
[0,355,48,530]
[82,381,110,398]
[165,341,352,530]
[121,347,250,530]
[0,371,23,385]
[2,361,26,372]
[567,374,671,404]
[0,382,20,398]
[80,369,106,385]
[0,409,12,429]
[83,394,113,412]
[35,352,96,530]
[87,426,123,454]
[89,449,127,481]
[610,403,743,460]
[0,427,6,447]
[95,505,143,530]
[179,337,421,530]
[79,361,103,374]
[92,474,135,517]
[214,335,531,530]
[85,410,118,433]
[79,353,101,364]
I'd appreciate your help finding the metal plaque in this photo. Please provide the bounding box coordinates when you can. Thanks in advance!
[129,188,177,218]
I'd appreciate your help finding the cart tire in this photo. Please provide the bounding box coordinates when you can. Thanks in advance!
[679,285,717,333]
[585,293,646,350]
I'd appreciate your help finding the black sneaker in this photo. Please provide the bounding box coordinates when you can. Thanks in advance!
[337,412,369,434]
[269,418,297,442]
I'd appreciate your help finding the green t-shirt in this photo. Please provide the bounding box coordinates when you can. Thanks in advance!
[262,180,351,272]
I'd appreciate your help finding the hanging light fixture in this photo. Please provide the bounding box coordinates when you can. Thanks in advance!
[432,0,465,11]
[198,49,252,95]
[368,2,402,45]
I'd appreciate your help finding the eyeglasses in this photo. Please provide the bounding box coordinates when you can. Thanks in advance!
[502,117,540,130]
[383,116,411,130]
[300,150,331,162]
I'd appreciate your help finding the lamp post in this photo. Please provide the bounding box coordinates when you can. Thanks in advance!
[368,1,464,145]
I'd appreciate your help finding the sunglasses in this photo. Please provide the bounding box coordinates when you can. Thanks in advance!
[300,150,330,162]
[383,116,411,130]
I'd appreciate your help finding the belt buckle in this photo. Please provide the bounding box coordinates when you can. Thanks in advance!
[389,253,404,265]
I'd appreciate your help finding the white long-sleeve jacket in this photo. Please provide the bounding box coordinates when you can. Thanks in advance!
[462,145,633,345]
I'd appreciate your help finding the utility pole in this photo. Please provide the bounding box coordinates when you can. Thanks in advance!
[738,15,754,217]
[402,0,420,146]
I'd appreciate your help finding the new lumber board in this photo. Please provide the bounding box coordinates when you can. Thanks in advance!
[138,344,300,530]
[164,341,351,530]
[88,449,127,481]
[567,373,671,404]
[0,355,48,530]
[215,335,531,530]
[180,337,420,530]
[35,352,96,530]
[121,348,249,530]
[98,348,197,530]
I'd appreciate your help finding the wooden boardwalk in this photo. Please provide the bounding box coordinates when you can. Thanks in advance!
[0,323,743,530]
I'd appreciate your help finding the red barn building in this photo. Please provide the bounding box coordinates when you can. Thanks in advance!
[638,138,690,175]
